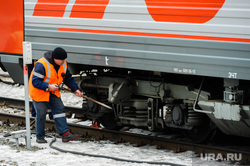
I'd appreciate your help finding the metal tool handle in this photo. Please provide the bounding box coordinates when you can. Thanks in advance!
[61,87,112,110]
[81,94,112,110]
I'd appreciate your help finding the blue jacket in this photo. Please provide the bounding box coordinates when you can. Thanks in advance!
[32,51,79,92]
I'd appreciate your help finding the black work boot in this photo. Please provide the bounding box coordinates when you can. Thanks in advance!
[62,130,80,143]
[36,138,47,143]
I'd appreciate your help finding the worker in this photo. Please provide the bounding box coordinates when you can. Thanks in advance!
[29,47,82,143]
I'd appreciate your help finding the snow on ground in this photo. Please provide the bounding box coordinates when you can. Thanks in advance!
[0,130,239,166]
[0,72,242,166]
[0,133,193,166]
[0,82,83,108]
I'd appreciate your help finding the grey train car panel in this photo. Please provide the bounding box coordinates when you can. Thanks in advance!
[25,0,250,81]
[26,29,250,80]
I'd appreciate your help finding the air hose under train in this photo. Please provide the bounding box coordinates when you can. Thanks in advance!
[27,103,185,165]
[5,120,185,165]
[48,136,186,166]
[25,119,186,165]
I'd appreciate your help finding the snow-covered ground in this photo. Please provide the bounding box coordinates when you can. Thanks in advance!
[0,129,239,166]
[0,71,242,166]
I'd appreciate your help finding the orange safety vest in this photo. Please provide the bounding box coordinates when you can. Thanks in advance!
[29,57,67,102]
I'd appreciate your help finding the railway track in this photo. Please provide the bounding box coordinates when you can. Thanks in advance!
[0,96,84,118]
[0,96,250,165]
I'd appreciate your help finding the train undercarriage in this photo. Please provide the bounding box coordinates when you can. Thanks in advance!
[74,66,250,143]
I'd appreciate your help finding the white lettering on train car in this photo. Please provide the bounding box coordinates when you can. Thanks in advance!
[173,68,196,74]
[105,56,109,65]
[228,72,237,78]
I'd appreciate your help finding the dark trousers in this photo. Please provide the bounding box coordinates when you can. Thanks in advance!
[32,93,69,139]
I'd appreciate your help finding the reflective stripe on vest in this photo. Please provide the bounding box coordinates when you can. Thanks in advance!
[39,58,51,83]
[63,62,67,74]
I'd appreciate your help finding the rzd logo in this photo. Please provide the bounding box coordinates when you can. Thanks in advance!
[33,0,225,23]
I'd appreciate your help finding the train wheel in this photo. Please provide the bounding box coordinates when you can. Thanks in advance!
[183,118,218,143]
[99,112,119,130]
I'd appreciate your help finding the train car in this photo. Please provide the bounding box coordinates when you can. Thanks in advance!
[1,0,250,142]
